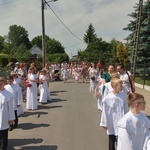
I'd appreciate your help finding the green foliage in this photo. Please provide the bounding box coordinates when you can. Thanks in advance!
[8,25,31,49]
[0,36,4,52]
[116,42,129,65]
[47,53,69,63]
[0,54,10,67]
[31,35,65,54]
[83,23,97,44]
[123,1,150,63]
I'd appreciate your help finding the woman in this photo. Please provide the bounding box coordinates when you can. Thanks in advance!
[26,67,38,110]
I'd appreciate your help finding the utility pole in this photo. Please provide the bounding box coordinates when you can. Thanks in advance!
[41,0,46,68]
[130,0,143,79]
[41,0,58,68]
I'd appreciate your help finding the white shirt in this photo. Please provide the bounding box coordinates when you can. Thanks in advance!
[0,89,15,130]
[117,111,150,150]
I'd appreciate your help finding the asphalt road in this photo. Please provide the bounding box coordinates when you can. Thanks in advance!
[9,79,108,150]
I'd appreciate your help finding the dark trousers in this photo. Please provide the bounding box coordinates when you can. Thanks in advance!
[109,135,117,150]
[0,129,8,150]
[14,110,18,127]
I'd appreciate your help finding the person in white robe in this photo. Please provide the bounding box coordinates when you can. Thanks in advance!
[12,73,24,116]
[5,75,22,129]
[39,69,51,104]
[100,78,129,150]
[26,67,38,110]
[117,93,150,150]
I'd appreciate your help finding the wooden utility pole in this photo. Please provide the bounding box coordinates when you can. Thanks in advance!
[130,0,143,78]
[41,0,46,68]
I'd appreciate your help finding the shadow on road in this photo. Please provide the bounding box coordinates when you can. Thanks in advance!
[51,98,67,103]
[50,90,67,94]
[8,138,43,150]
[20,111,48,118]
[22,145,58,150]
[17,123,50,130]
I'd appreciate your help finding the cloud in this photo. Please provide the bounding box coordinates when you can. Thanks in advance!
[0,0,140,56]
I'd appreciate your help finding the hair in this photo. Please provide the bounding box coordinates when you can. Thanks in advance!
[6,75,14,80]
[0,77,5,83]
[128,93,144,106]
[111,78,122,87]
[117,64,124,69]
[111,72,119,78]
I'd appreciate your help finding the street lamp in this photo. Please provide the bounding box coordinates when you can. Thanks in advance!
[41,0,58,68]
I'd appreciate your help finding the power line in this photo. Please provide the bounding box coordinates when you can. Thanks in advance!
[44,0,84,42]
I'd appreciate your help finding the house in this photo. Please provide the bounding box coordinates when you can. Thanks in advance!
[30,45,42,56]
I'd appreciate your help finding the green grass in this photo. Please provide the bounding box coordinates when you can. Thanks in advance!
[135,77,150,86]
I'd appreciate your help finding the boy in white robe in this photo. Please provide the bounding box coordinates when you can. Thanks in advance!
[100,78,129,150]
[5,75,22,129]
[117,93,150,150]
[0,77,15,150]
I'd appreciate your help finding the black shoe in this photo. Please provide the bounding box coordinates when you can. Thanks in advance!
[14,124,18,128]
[9,125,14,131]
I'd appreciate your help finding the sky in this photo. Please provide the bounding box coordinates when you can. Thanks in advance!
[0,0,145,57]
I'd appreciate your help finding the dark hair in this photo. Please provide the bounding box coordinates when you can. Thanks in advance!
[6,75,14,80]
[117,64,124,69]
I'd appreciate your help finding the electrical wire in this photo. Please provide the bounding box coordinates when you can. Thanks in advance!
[44,0,84,42]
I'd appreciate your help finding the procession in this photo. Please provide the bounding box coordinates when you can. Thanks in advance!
[0,61,150,150]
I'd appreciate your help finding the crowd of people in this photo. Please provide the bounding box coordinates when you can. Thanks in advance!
[0,61,150,150]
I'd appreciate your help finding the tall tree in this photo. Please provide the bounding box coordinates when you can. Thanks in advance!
[83,23,97,45]
[123,0,150,63]
[8,25,31,49]
[31,35,65,54]
[0,36,4,52]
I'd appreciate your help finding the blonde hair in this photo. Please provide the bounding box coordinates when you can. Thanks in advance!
[111,72,119,79]
[128,93,144,106]
[111,78,122,87]
[0,77,5,83]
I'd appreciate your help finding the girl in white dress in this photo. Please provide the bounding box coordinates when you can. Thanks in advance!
[26,67,38,110]
[117,93,150,150]
[39,69,51,104]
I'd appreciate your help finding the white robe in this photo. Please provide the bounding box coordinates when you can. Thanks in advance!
[100,92,129,135]
[39,74,51,103]
[26,73,38,110]
[117,111,150,150]
[0,89,15,130]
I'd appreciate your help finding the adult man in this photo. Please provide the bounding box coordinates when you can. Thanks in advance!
[0,77,15,150]
[117,64,135,93]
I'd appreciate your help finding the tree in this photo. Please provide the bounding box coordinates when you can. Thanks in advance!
[123,0,150,63]
[8,25,31,49]
[31,35,65,54]
[116,42,129,65]
[83,23,97,45]
[0,36,4,52]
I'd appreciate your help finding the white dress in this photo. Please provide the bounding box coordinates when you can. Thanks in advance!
[26,73,38,110]
[100,92,129,136]
[117,111,150,150]
[39,74,51,103]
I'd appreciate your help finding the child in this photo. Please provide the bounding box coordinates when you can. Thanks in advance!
[74,69,80,83]
[39,69,51,104]
[0,77,15,150]
[117,93,150,150]
[100,78,129,150]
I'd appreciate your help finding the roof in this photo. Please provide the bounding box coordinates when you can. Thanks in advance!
[30,45,42,56]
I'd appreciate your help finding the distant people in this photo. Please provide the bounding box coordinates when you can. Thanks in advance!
[61,65,69,83]
[117,64,135,93]
[100,78,129,150]
[26,67,38,110]
[89,63,98,92]
[0,77,15,150]
[39,69,51,104]
[5,75,22,129]
[117,93,150,150]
